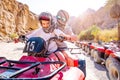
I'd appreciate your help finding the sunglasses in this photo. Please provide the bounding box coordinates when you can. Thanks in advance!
[56,16,66,22]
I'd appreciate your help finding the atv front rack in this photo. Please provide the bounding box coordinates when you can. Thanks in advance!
[0,57,66,80]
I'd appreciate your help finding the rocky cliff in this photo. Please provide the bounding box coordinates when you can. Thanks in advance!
[0,0,39,41]
[69,7,118,34]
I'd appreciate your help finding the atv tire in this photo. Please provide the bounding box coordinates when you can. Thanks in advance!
[108,60,120,80]
[105,57,114,70]
[93,50,102,63]
[86,47,90,55]
[84,46,88,52]
[90,49,94,58]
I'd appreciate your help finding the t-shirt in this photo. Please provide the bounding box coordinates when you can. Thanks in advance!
[26,27,65,54]
[56,24,74,35]
[64,26,74,35]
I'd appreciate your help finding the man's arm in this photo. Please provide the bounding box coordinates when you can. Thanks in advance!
[54,29,78,42]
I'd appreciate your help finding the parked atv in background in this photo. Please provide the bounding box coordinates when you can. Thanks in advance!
[76,40,120,80]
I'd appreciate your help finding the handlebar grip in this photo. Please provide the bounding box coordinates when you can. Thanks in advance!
[19,35,28,42]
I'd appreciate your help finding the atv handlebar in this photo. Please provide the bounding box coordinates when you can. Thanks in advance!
[48,36,66,42]
[14,35,28,43]
[16,36,65,44]
[18,35,28,43]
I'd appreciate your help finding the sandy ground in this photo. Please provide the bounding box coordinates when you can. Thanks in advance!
[0,41,26,60]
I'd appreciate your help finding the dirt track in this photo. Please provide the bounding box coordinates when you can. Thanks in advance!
[0,42,26,60]
[85,55,109,80]
[0,42,109,80]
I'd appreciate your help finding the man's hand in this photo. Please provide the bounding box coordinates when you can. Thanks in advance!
[19,35,27,42]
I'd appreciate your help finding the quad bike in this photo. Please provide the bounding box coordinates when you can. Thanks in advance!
[0,36,85,80]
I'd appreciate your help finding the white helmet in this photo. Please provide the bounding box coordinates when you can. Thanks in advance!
[56,10,69,27]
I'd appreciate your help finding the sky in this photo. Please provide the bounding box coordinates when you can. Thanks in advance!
[17,0,107,17]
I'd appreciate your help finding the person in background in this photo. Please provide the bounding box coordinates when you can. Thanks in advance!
[56,10,77,41]
[55,10,78,66]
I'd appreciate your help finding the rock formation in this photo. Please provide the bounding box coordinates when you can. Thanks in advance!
[0,0,39,41]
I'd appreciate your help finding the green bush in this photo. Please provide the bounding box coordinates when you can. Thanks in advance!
[10,33,18,40]
[78,25,117,42]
